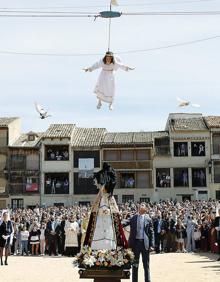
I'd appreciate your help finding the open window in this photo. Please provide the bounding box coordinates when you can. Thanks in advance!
[156,168,171,188]
[120,173,135,188]
[154,137,170,156]
[192,168,206,187]
[45,145,69,161]
[174,168,188,187]
[45,173,69,194]
[174,142,188,157]
[191,142,205,156]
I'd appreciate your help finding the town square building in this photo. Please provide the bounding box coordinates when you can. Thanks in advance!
[0,113,220,208]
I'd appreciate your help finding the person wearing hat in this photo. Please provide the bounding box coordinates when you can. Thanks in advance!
[84,51,134,110]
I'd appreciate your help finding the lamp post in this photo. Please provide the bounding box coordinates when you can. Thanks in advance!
[208,160,212,186]
[208,160,212,174]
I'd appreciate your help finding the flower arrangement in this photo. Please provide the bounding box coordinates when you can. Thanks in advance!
[73,246,134,269]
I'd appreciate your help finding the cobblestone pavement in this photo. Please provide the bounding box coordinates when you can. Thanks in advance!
[0,252,219,282]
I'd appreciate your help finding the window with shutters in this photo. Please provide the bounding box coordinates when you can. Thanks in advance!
[213,134,220,154]
[136,171,150,188]
[104,150,119,161]
[174,168,189,187]
[120,150,134,161]
[136,150,150,160]
[26,154,39,170]
[214,161,220,183]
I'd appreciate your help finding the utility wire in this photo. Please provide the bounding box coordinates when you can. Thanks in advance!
[0,10,98,14]
[1,11,220,17]
[123,11,220,15]
[0,14,96,18]
[117,35,220,54]
[0,0,218,9]
[0,35,219,57]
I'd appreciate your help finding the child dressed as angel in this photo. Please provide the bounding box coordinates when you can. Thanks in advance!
[84,51,134,110]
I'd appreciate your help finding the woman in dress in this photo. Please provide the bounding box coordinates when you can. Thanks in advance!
[39,222,46,255]
[0,211,14,265]
[175,218,187,253]
[29,224,41,255]
[84,51,134,110]
[84,162,127,250]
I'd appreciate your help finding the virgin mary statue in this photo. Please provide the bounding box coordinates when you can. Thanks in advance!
[84,163,127,250]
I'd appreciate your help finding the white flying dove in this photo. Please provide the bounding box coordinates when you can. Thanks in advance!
[177,97,200,108]
[34,102,52,119]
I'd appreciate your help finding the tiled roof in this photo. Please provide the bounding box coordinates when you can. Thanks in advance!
[10,133,43,148]
[204,116,220,128]
[170,118,208,131]
[0,117,19,127]
[72,128,107,147]
[42,124,75,138]
[102,131,168,145]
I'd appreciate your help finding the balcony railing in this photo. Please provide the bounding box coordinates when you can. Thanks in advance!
[154,146,171,156]
[9,184,24,194]
[0,137,7,147]
[105,160,152,170]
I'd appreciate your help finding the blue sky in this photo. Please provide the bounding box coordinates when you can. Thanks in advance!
[0,0,220,133]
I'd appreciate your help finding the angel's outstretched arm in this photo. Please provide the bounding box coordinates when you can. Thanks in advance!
[115,61,135,71]
[83,59,103,72]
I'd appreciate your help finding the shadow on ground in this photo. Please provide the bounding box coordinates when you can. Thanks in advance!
[186,252,220,273]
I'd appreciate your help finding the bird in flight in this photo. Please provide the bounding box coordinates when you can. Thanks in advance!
[34,102,51,119]
[177,97,200,108]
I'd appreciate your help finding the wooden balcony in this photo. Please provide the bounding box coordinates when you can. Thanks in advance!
[105,160,152,170]
[0,147,8,154]
[9,184,24,194]
[154,146,171,156]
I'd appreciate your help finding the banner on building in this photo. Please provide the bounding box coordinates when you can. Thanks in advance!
[26,177,39,192]
[79,158,94,179]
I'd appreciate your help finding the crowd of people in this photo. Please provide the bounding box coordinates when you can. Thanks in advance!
[0,199,220,265]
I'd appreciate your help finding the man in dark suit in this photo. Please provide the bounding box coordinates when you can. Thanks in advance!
[153,212,166,253]
[214,205,220,261]
[46,216,58,256]
[123,202,155,282]
[60,215,67,256]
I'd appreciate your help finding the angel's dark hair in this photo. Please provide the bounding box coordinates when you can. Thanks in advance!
[103,51,115,64]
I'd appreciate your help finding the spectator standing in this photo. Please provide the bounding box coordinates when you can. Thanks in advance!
[153,212,166,254]
[40,222,46,256]
[20,225,29,256]
[46,216,58,256]
[29,225,40,255]
[0,211,14,265]
[64,215,79,257]
[186,215,197,252]
[175,218,187,253]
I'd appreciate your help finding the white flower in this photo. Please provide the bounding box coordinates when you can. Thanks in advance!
[83,255,96,267]
[98,256,105,263]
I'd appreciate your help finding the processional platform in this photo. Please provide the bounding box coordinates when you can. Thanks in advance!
[79,268,130,282]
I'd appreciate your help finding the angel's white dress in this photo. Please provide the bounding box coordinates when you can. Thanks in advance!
[88,59,130,104]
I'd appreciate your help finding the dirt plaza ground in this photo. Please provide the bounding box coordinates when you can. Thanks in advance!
[0,252,219,282]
